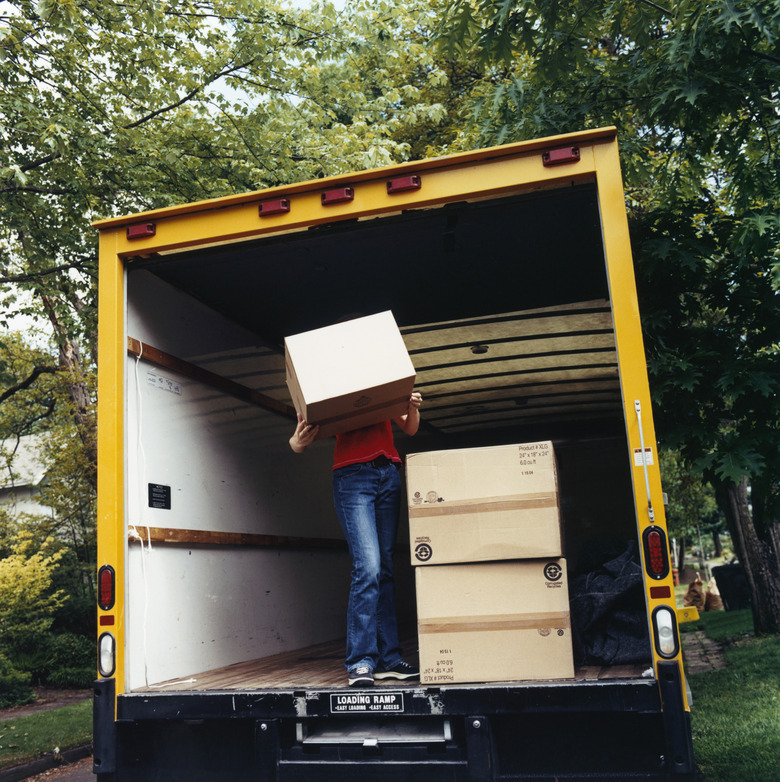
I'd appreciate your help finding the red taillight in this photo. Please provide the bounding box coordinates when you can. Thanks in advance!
[98,565,115,611]
[643,526,670,580]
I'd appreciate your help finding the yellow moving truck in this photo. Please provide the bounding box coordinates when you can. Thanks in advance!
[93,127,696,781]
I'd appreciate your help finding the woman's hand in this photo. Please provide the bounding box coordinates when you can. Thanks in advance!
[289,414,319,453]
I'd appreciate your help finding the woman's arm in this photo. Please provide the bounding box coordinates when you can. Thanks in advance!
[394,392,422,436]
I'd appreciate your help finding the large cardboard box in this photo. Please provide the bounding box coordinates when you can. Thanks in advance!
[285,311,416,439]
[416,559,574,684]
[406,442,561,565]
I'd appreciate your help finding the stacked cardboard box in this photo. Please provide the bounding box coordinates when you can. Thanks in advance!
[406,442,574,684]
[285,311,416,439]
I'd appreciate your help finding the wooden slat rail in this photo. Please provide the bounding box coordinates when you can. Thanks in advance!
[129,526,348,551]
[127,337,296,420]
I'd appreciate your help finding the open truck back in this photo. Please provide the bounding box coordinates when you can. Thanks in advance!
[93,127,696,781]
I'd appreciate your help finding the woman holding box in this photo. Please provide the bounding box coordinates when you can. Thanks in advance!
[289,392,422,687]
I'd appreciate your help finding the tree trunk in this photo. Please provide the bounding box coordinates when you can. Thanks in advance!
[712,530,723,558]
[716,477,780,634]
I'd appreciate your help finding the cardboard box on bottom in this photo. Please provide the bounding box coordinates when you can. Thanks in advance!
[284,311,415,439]
[407,441,561,566]
[416,559,573,685]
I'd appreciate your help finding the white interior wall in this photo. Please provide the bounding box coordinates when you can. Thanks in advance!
[125,270,354,688]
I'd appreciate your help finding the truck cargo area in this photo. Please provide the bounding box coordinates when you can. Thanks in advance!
[97,133,695,780]
[122,183,652,692]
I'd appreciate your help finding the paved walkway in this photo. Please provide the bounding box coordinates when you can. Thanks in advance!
[680,629,726,674]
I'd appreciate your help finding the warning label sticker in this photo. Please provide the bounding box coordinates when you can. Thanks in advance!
[633,447,654,466]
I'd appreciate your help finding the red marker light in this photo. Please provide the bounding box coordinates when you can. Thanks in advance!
[258,198,291,217]
[321,187,354,205]
[126,223,156,240]
[542,146,580,166]
[387,175,422,194]
[643,526,670,580]
[98,565,115,611]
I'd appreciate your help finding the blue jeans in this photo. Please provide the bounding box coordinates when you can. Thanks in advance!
[333,460,404,673]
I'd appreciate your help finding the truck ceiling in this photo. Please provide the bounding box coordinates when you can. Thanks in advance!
[128,182,621,439]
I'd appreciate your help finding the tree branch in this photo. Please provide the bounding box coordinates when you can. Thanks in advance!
[0,185,72,195]
[0,262,89,285]
[0,365,60,405]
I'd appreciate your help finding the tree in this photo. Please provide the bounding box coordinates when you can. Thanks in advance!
[660,448,724,576]
[438,0,780,632]
[0,0,457,654]
[1,331,97,638]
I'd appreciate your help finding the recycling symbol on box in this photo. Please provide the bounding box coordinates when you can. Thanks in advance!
[415,543,433,562]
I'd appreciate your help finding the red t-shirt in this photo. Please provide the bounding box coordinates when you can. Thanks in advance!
[333,420,401,470]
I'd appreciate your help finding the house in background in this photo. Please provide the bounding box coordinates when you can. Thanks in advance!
[0,432,53,518]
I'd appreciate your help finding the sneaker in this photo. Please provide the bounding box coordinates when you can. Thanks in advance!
[374,661,419,681]
[348,665,374,687]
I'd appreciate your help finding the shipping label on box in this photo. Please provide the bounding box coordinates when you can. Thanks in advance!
[407,442,561,565]
[416,559,574,684]
[284,311,416,439]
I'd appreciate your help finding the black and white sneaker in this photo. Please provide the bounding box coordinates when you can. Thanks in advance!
[374,661,419,681]
[348,665,374,687]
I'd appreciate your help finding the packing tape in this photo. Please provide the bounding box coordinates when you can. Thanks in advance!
[409,493,558,518]
[419,611,570,634]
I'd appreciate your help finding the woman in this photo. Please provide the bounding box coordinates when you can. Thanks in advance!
[289,391,422,687]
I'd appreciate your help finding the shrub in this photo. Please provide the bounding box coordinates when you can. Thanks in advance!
[0,653,34,709]
[46,666,94,689]
[44,633,94,689]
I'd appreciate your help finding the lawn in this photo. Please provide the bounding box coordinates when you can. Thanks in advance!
[0,700,92,770]
[685,609,780,782]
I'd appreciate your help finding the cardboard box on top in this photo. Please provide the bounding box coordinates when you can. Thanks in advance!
[284,311,416,439]
[416,558,574,685]
[406,442,561,566]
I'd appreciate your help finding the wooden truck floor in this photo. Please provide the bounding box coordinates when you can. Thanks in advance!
[132,634,651,692]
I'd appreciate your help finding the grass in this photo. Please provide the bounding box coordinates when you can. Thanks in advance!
[0,700,92,770]
[680,607,754,642]
[685,609,780,782]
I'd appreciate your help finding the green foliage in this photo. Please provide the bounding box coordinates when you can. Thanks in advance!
[0,652,34,709]
[0,535,67,661]
[44,633,95,689]
[1,333,96,640]
[0,332,59,438]
[438,0,780,530]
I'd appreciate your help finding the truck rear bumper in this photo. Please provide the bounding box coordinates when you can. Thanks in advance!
[95,671,696,781]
